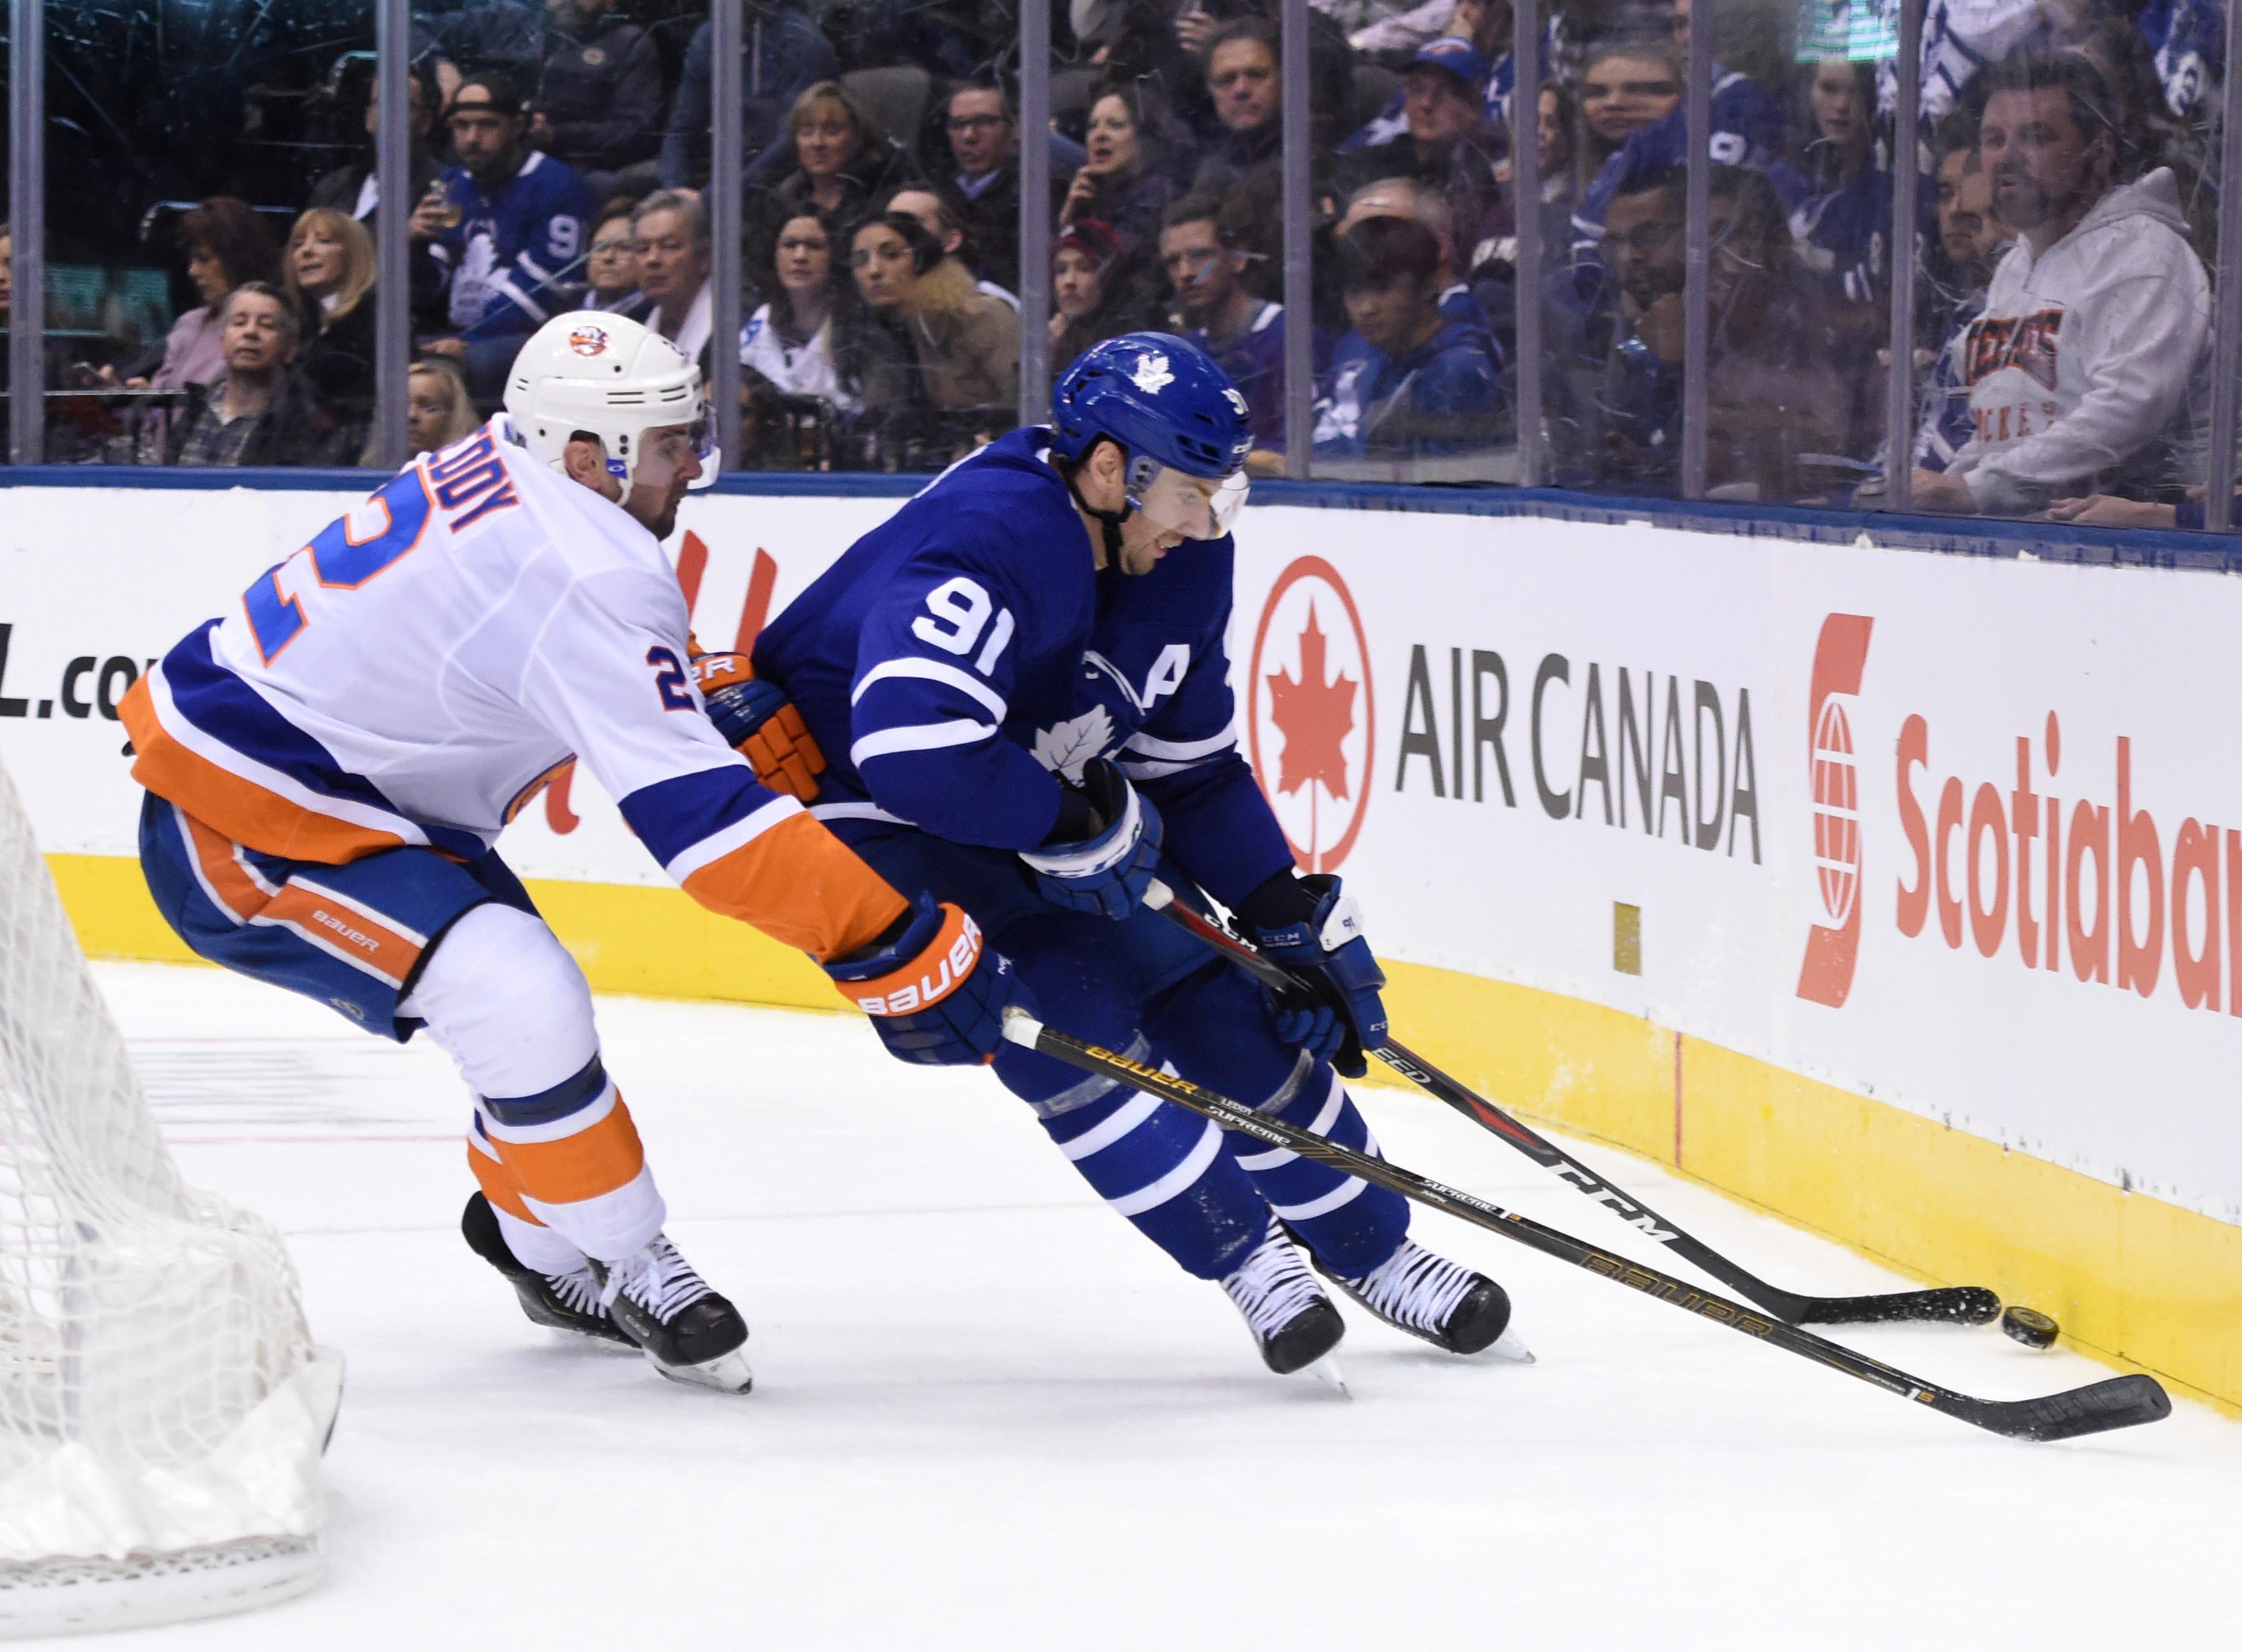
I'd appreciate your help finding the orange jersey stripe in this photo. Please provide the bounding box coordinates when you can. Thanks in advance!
[679,808,908,962]
[123,676,405,866]
[492,1097,648,1207]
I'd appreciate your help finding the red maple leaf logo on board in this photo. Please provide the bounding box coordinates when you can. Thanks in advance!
[1264,605,1356,800]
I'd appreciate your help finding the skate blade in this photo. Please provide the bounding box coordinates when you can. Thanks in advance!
[1304,1352,1351,1397]
[1483,1328,1535,1365]
[646,1344,755,1394]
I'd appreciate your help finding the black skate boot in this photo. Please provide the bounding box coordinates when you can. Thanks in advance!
[461,1192,633,1348]
[1219,1220,1346,1376]
[587,1233,754,1394]
[1315,1236,1512,1356]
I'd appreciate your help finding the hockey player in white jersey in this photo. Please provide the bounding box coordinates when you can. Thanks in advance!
[121,311,1019,1394]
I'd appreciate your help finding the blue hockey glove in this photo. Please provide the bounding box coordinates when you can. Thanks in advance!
[824,893,1024,1065]
[1239,872,1388,1079]
[691,651,825,801]
[1020,759,1164,921]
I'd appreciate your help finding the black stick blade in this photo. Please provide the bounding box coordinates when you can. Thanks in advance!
[1953,1374,2173,1442]
[1793,1286,2003,1326]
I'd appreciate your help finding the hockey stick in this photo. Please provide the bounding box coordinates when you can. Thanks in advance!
[1143,880,2000,1329]
[1001,1009,2168,1442]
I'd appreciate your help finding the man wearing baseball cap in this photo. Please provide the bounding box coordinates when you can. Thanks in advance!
[410,70,598,399]
[1335,37,1505,262]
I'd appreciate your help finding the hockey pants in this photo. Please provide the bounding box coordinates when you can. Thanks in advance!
[138,791,663,1268]
[833,820,1411,1280]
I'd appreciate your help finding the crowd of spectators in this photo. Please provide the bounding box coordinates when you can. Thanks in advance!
[10,0,2230,520]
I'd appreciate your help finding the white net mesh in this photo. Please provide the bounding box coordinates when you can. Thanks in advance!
[0,758,339,1636]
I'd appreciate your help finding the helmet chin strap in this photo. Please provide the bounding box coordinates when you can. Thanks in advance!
[1063,441,1133,565]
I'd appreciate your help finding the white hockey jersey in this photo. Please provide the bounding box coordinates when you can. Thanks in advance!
[121,418,906,960]
[1947,168,2211,515]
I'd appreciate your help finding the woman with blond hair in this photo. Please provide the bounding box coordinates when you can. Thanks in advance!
[284,206,379,447]
[359,355,481,466]
[753,80,920,271]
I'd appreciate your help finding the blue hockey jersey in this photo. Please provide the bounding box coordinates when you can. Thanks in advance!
[1185,300,1288,450]
[1566,67,1790,262]
[751,428,1294,908]
[421,150,598,338]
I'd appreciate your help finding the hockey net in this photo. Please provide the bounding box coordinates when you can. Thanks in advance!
[0,756,341,1637]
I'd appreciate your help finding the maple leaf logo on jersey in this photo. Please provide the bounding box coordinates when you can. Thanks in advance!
[1031,705,1115,781]
[1264,608,1355,800]
[1131,351,1175,395]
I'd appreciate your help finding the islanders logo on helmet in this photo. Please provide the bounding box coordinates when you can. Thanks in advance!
[1051,331,1252,479]
[567,323,610,357]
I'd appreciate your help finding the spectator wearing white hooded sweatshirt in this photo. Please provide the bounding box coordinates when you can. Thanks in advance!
[1909,49,2210,518]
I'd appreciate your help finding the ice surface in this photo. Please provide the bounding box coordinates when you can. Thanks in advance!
[62,963,2242,1650]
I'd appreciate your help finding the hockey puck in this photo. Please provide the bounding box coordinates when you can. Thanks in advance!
[2000,1306,2060,1349]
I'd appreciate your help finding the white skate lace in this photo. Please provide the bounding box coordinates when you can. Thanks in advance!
[598,1234,714,1323]
[1340,1240,1478,1336]
[1220,1222,1329,1341]
[543,1265,605,1319]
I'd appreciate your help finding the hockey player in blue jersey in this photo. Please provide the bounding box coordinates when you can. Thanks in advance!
[736,333,1511,1376]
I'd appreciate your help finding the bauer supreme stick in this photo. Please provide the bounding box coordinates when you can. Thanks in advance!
[1001,1009,2168,1442]
[1142,880,2000,1329]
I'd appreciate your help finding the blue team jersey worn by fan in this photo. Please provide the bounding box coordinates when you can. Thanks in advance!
[1312,319,1504,458]
[753,428,1292,908]
[1183,301,1287,450]
[424,151,598,337]
[1568,67,1790,261]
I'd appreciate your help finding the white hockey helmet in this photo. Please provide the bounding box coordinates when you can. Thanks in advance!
[502,310,719,504]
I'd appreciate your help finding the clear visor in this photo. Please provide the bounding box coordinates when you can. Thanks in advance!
[624,411,721,492]
[1129,462,1249,541]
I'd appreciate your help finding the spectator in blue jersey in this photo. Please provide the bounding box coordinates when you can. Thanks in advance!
[1313,215,1505,459]
[1772,59,1890,309]
[411,73,598,401]
[1346,0,1518,153]
[1563,26,1787,274]
[521,0,663,196]
[1160,192,1287,463]
[1335,37,1509,273]
[659,5,840,192]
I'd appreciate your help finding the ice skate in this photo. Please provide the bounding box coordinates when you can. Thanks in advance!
[1220,1220,1346,1376]
[1317,1237,1515,1357]
[460,1192,633,1348]
[588,1232,754,1394]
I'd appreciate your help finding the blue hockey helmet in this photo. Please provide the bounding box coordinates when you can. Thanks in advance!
[1051,332,1252,540]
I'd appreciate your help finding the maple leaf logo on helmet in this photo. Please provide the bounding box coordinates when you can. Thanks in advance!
[567,324,610,357]
[1131,351,1175,395]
